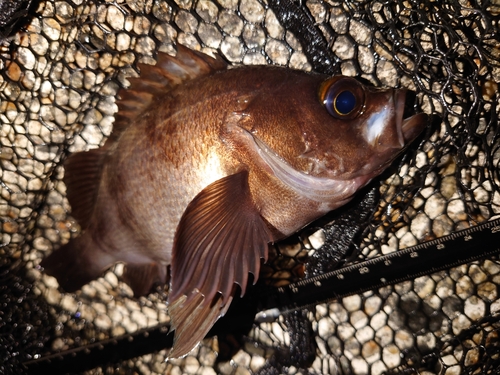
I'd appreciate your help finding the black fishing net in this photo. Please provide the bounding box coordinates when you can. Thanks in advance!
[1,0,499,374]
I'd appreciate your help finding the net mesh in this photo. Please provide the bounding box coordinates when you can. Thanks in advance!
[1,0,500,374]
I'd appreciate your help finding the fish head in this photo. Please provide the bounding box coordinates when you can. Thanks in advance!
[226,69,428,232]
[298,75,428,179]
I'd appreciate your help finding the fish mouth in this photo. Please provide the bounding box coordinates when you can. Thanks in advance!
[368,90,427,152]
[397,90,428,144]
[354,89,428,179]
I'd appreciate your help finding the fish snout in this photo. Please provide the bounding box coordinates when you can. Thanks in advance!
[368,89,427,152]
[363,89,406,151]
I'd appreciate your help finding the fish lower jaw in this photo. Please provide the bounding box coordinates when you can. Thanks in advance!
[402,112,428,143]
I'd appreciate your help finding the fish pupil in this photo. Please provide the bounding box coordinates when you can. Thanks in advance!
[335,90,356,115]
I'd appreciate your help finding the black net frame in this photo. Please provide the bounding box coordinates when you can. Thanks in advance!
[1,0,500,374]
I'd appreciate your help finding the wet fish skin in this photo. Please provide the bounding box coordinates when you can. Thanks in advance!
[41,45,427,358]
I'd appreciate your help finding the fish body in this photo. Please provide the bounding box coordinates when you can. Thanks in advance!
[41,45,427,357]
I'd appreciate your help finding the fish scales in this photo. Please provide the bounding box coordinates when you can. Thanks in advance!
[41,45,427,358]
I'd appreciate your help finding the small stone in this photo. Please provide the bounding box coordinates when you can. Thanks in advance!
[221,36,244,62]
[196,0,219,23]
[42,18,61,41]
[264,39,289,65]
[106,5,125,30]
[239,0,265,23]
[218,11,244,36]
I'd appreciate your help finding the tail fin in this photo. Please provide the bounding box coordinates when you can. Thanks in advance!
[41,237,108,292]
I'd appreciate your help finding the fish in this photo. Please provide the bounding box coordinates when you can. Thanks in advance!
[41,44,428,358]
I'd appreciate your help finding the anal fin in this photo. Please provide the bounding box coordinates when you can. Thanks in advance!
[122,262,168,296]
[41,235,110,292]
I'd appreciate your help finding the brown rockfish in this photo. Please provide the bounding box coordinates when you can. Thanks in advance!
[41,45,427,358]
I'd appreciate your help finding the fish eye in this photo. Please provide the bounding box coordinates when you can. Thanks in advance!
[335,90,356,115]
[319,77,365,119]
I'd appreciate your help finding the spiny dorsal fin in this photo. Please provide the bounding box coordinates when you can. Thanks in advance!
[114,45,228,135]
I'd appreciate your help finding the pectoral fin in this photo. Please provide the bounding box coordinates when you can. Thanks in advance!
[167,170,273,358]
[168,292,233,358]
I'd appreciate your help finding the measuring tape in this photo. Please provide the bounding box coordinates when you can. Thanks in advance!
[257,217,500,319]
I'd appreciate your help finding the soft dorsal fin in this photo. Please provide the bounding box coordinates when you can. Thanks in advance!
[63,146,108,229]
[114,45,227,136]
